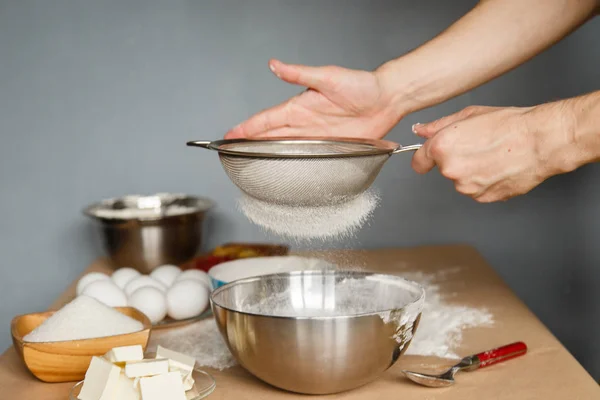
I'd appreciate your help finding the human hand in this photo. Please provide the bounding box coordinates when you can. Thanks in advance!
[224,59,402,140]
[411,104,576,203]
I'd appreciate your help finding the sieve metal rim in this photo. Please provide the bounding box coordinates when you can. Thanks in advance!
[186,137,417,159]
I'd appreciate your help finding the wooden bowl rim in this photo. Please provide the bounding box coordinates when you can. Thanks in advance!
[11,306,152,347]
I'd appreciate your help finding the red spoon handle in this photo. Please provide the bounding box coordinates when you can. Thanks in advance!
[475,342,527,368]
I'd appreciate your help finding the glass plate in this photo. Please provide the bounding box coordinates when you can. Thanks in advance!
[152,308,213,330]
[69,368,216,400]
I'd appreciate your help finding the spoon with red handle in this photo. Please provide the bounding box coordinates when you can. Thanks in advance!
[402,342,528,388]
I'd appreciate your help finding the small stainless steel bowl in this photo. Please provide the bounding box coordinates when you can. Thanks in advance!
[211,270,424,395]
[83,193,213,273]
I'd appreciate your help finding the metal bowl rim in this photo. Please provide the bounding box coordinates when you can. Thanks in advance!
[210,270,425,321]
[82,194,214,222]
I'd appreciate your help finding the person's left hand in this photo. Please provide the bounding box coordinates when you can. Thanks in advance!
[411,104,575,202]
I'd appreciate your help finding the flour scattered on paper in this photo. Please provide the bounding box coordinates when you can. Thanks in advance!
[401,268,494,359]
[148,318,237,370]
[149,267,493,369]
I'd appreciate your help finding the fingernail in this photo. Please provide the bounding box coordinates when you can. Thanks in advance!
[269,63,281,76]
[412,123,422,134]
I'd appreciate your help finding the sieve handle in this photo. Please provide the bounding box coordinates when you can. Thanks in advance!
[186,140,213,149]
[392,144,422,154]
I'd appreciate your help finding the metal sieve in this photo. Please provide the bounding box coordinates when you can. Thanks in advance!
[187,137,421,207]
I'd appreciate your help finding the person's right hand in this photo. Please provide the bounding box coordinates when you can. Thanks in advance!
[224,59,401,140]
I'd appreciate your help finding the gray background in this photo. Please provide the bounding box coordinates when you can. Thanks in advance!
[1,0,599,378]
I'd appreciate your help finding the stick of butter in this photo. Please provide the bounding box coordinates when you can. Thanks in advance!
[104,345,144,365]
[113,371,140,400]
[139,372,186,400]
[78,356,121,400]
[125,359,169,378]
[169,367,195,391]
[182,370,194,391]
[155,345,196,372]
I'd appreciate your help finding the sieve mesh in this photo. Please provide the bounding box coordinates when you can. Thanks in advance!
[186,138,423,207]
[216,141,391,206]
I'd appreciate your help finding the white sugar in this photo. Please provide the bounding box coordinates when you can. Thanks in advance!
[23,295,143,342]
[237,189,380,241]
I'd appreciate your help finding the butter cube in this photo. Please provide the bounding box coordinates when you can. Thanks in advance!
[170,367,195,391]
[125,358,169,378]
[139,372,186,400]
[156,345,195,372]
[182,370,195,391]
[78,356,121,400]
[105,345,144,365]
[114,371,140,400]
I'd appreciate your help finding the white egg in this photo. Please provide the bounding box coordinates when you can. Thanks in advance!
[128,287,167,324]
[150,265,182,287]
[166,280,209,320]
[76,272,110,295]
[175,269,212,290]
[124,275,166,297]
[111,267,141,289]
[81,280,128,307]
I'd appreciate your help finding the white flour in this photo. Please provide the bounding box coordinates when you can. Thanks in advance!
[148,318,237,371]
[93,205,198,219]
[401,269,494,359]
[237,189,380,240]
[238,275,422,318]
[151,268,493,368]
[90,193,201,219]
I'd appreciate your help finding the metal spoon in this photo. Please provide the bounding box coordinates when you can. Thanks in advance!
[402,341,527,388]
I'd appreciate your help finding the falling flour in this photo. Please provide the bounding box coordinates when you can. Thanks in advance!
[149,268,493,369]
[237,189,380,240]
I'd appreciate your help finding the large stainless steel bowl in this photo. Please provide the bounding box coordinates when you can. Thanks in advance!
[211,270,425,395]
[83,193,213,273]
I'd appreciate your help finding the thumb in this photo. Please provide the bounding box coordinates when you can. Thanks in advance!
[412,113,467,139]
[413,106,494,138]
[269,59,334,91]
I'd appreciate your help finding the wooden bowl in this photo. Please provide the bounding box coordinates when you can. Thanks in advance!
[11,307,151,383]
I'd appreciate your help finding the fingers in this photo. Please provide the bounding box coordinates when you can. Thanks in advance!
[244,126,301,138]
[413,105,495,139]
[411,140,436,174]
[225,123,302,140]
[269,59,334,91]
[225,59,336,139]
[411,105,497,173]
[224,102,291,139]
